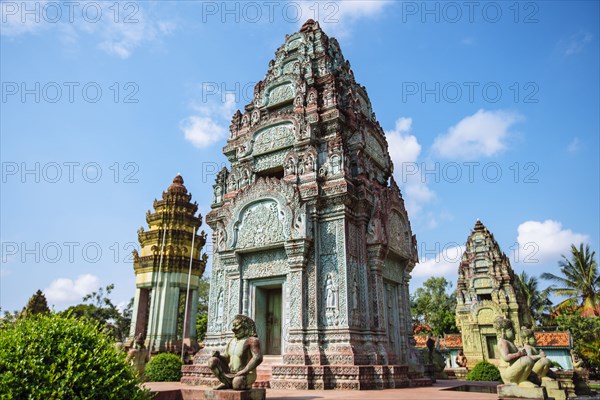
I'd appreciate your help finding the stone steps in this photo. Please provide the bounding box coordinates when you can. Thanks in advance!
[252,355,282,389]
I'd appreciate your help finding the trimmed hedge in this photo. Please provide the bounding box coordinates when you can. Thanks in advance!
[0,313,148,399]
[145,353,183,382]
[466,361,502,382]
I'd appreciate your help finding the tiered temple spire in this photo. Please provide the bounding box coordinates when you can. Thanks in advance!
[129,175,208,353]
[182,20,427,389]
[455,219,532,367]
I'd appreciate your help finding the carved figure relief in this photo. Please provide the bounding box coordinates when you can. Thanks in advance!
[217,289,224,319]
[252,123,295,156]
[325,273,337,309]
[267,83,295,106]
[236,201,286,249]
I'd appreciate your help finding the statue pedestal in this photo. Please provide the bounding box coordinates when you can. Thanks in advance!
[497,384,547,399]
[541,378,567,400]
[186,389,265,400]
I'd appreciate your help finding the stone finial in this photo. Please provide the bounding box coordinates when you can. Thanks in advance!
[168,174,187,194]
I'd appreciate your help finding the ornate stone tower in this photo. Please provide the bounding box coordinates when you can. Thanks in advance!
[455,219,532,367]
[129,175,208,353]
[182,20,428,389]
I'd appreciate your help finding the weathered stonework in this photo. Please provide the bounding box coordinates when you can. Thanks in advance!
[129,175,208,353]
[455,220,532,367]
[182,20,428,390]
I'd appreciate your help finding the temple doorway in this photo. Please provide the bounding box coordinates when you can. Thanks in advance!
[254,284,283,355]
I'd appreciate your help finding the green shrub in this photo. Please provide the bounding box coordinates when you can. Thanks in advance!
[145,353,183,382]
[466,361,502,382]
[550,360,563,369]
[0,313,148,399]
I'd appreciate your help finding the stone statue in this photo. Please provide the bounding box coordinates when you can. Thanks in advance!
[126,334,150,379]
[495,316,536,387]
[208,314,263,390]
[455,349,468,368]
[521,327,551,380]
[571,350,584,372]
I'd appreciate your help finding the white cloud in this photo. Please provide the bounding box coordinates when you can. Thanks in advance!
[295,1,392,37]
[181,92,236,149]
[181,116,228,148]
[559,31,593,56]
[516,220,589,265]
[413,245,465,278]
[567,137,580,154]
[387,117,421,166]
[432,109,523,160]
[386,117,434,217]
[0,0,51,36]
[1,2,175,59]
[44,274,100,305]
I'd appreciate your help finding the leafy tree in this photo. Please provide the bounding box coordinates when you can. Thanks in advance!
[21,290,50,318]
[542,244,599,316]
[514,272,553,326]
[61,284,133,341]
[0,308,19,329]
[411,277,458,336]
[0,313,148,399]
[195,276,210,342]
[554,310,600,374]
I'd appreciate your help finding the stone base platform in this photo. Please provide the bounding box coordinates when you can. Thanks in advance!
[541,378,568,400]
[149,387,266,400]
[146,380,498,400]
[196,389,265,400]
[445,368,468,380]
[182,363,431,390]
[497,384,548,399]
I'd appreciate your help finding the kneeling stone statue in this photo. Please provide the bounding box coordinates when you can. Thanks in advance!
[208,314,264,390]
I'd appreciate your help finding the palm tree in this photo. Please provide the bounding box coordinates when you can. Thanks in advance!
[514,271,553,325]
[542,243,600,317]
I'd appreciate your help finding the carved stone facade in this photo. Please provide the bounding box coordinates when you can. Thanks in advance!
[182,20,428,389]
[455,220,533,367]
[129,175,208,353]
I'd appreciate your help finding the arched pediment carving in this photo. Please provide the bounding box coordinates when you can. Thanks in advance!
[226,177,302,250]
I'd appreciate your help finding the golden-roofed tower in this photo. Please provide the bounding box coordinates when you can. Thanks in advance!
[129,175,208,353]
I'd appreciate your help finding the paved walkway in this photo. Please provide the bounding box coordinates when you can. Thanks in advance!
[145,380,498,400]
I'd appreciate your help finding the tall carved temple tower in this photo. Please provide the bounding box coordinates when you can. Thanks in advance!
[455,220,532,367]
[182,20,427,389]
[129,175,208,353]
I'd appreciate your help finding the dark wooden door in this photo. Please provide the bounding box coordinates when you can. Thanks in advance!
[265,289,282,355]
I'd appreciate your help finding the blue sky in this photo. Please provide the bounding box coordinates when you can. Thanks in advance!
[1,1,598,312]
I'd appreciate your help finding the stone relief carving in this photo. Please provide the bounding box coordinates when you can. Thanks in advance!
[254,150,287,172]
[252,123,295,156]
[267,83,296,106]
[387,211,407,252]
[235,201,286,249]
[241,248,288,279]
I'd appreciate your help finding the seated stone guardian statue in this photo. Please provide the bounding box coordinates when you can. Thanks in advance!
[455,350,468,368]
[495,316,537,387]
[521,327,551,381]
[208,314,263,390]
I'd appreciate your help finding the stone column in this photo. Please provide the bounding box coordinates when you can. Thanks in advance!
[367,243,388,364]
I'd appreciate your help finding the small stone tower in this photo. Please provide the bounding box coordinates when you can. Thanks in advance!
[129,175,208,353]
[455,220,532,367]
